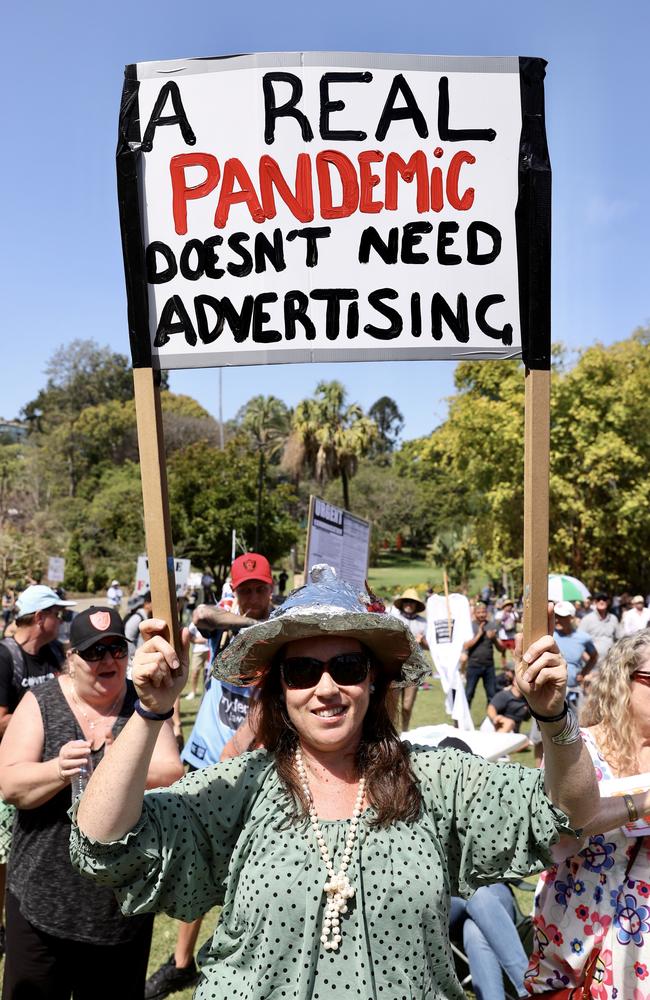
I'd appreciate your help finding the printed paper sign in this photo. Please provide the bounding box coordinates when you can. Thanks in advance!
[118,53,550,371]
[305,497,370,591]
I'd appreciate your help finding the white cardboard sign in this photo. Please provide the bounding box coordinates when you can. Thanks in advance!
[120,53,546,370]
[134,555,191,597]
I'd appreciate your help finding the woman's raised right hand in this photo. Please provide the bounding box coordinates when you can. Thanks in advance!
[132,619,189,715]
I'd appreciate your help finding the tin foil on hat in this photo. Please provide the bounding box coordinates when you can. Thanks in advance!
[269,564,369,619]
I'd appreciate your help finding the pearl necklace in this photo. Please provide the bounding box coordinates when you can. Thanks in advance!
[69,679,125,732]
[295,747,365,952]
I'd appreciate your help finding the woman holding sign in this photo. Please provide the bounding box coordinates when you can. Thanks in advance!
[71,565,598,999]
[525,631,650,999]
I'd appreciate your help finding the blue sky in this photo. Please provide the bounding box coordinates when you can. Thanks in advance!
[3,0,648,440]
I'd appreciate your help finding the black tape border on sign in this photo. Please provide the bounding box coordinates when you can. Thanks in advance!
[117,65,153,369]
[516,57,551,371]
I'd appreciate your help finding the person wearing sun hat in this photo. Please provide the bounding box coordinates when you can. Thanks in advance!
[388,587,428,730]
[71,564,599,1000]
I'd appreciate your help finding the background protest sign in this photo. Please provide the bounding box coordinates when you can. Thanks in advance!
[118,51,551,649]
[304,496,371,590]
[118,53,550,373]
[47,557,65,584]
[134,555,191,598]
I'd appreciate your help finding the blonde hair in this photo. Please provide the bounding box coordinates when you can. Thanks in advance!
[581,631,650,776]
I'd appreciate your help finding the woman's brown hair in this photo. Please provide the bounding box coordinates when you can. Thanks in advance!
[254,646,422,826]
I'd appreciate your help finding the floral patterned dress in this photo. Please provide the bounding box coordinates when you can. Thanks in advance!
[525,730,650,999]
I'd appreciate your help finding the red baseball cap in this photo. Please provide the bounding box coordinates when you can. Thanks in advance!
[231,553,273,589]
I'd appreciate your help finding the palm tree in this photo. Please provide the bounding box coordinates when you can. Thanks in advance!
[241,396,291,551]
[283,382,378,510]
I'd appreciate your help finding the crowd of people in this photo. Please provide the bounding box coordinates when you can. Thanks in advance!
[0,564,648,999]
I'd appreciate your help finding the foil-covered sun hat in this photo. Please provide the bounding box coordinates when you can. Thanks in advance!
[215,564,430,689]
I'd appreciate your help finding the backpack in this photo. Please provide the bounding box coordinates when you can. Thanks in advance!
[123,607,146,628]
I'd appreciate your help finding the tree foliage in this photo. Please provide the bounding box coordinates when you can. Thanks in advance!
[399,330,650,592]
[4,331,649,597]
[367,396,404,458]
[239,396,292,550]
[284,381,378,509]
[168,441,297,583]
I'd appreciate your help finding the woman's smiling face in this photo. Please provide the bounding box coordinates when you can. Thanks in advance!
[280,635,372,756]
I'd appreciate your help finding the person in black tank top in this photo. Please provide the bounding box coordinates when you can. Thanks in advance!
[0,607,183,1000]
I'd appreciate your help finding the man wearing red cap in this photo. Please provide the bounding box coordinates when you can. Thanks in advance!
[181,552,274,769]
[145,553,273,1000]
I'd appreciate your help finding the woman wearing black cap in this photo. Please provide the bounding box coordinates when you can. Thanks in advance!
[0,606,183,1000]
[72,568,599,1000]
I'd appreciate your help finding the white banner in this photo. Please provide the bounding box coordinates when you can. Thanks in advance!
[426,592,473,722]
[122,53,532,369]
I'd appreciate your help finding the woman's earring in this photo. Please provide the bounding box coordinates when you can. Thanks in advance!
[369,682,376,693]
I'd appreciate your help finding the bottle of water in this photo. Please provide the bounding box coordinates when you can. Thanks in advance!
[71,754,93,800]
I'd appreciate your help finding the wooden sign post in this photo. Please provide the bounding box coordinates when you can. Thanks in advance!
[116,52,552,654]
[523,369,551,648]
[132,368,181,650]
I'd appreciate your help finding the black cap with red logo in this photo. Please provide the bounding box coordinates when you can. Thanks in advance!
[69,606,126,651]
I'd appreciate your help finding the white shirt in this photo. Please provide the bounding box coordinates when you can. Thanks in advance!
[622,606,650,635]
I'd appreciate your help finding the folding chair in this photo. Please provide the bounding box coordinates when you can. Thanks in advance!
[449,878,535,999]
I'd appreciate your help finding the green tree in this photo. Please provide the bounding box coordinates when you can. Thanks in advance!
[367,396,404,459]
[168,442,297,582]
[64,531,87,592]
[239,396,291,550]
[399,329,650,593]
[317,460,440,560]
[427,528,481,591]
[549,329,650,589]
[284,381,378,510]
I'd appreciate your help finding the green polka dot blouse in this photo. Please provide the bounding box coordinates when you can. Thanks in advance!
[70,745,572,999]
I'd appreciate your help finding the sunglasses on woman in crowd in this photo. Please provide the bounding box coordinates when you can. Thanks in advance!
[75,640,129,663]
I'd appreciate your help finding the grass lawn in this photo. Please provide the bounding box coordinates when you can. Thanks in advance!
[147,665,536,998]
[367,550,487,601]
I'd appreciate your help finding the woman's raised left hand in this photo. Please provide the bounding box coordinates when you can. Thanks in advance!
[514,605,567,718]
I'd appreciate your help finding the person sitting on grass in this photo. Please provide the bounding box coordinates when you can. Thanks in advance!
[487,676,531,733]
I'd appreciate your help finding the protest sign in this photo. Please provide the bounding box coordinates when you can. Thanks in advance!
[426,592,474,727]
[117,52,551,649]
[47,557,65,584]
[118,53,549,372]
[134,555,191,598]
[305,496,370,591]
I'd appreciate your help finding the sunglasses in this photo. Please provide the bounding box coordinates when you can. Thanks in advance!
[632,671,650,687]
[76,640,129,663]
[280,653,370,690]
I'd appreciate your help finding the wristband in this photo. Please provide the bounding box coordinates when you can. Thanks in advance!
[624,793,639,823]
[134,699,174,722]
[526,700,569,724]
[549,707,581,746]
